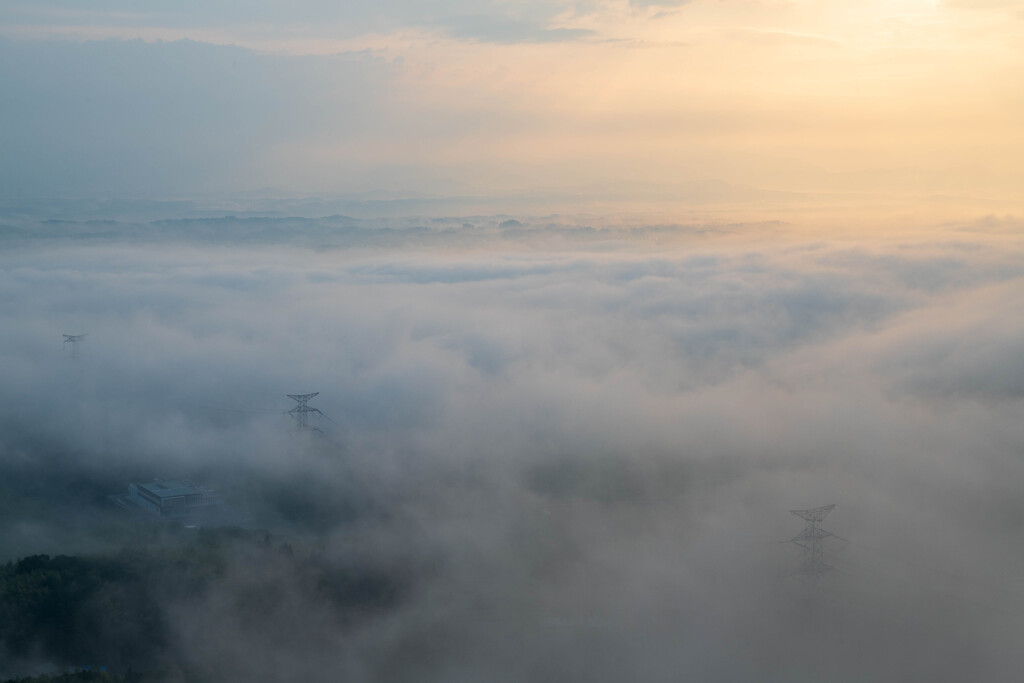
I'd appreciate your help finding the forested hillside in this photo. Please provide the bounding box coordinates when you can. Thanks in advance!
[0,529,405,680]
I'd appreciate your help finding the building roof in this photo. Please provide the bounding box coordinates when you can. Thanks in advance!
[137,480,201,498]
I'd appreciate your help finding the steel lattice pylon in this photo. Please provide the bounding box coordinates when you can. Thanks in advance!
[286,392,322,433]
[788,504,836,583]
[63,333,87,359]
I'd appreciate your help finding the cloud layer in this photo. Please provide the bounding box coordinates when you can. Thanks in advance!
[2,214,1024,680]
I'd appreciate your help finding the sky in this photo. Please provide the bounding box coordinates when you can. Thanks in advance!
[2,0,1024,213]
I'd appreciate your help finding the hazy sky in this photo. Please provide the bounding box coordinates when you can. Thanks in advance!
[3,0,1024,208]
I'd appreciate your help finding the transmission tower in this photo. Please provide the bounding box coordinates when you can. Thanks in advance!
[62,333,87,359]
[788,504,837,583]
[286,392,322,433]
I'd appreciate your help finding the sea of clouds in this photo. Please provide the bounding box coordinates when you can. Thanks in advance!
[1,212,1023,681]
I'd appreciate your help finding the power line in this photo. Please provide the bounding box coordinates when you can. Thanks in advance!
[199,405,284,414]
[318,411,342,427]
[838,539,1024,604]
